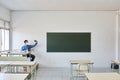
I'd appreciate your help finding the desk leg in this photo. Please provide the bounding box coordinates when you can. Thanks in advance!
[90,64,93,72]
[34,65,37,80]
[0,66,1,72]
[91,64,93,72]
[31,65,36,80]
[30,66,32,80]
[88,64,93,73]
[86,77,88,80]
[70,64,73,80]
[88,64,90,73]
[119,64,120,74]
[30,66,34,80]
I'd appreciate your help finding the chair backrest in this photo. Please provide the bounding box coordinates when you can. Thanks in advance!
[0,56,28,61]
[77,63,89,76]
[76,60,91,76]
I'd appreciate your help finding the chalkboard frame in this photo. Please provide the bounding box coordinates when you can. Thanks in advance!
[47,32,91,52]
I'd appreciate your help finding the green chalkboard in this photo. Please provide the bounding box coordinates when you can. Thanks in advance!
[47,32,91,52]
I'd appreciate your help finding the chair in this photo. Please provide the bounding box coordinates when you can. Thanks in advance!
[76,60,91,76]
[77,63,89,76]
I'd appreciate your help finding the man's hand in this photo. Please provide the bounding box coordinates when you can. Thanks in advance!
[34,40,38,43]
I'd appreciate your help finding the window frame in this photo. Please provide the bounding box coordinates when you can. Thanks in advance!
[0,19,11,52]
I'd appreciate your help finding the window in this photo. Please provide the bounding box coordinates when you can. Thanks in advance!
[0,20,10,51]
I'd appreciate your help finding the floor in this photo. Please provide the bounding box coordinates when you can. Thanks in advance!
[36,67,118,80]
[36,68,70,80]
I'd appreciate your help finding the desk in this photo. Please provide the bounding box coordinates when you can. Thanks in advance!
[70,60,93,80]
[85,73,120,80]
[0,73,29,80]
[0,61,36,73]
[11,61,36,73]
[0,61,37,80]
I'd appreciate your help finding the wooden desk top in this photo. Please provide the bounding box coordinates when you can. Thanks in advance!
[85,73,120,80]
[0,61,36,66]
[0,73,29,80]
[112,60,120,64]
[70,60,93,64]
[10,61,36,66]
[0,61,10,66]
[0,52,28,55]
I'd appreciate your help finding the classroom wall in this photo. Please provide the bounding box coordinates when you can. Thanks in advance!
[11,11,116,68]
[0,5,10,21]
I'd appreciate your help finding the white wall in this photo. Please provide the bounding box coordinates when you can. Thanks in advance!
[11,11,116,68]
[0,5,10,21]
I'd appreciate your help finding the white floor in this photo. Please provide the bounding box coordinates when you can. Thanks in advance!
[36,67,118,80]
[36,68,70,80]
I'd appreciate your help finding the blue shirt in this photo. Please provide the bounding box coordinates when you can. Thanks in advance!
[21,43,37,53]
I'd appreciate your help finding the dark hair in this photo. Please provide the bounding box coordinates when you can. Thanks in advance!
[24,40,28,43]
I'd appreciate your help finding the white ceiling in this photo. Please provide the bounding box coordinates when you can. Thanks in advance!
[0,0,120,11]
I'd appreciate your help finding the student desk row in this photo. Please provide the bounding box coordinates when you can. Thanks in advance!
[0,61,36,72]
[0,61,37,80]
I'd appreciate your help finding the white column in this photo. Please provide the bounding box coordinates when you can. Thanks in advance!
[115,10,119,60]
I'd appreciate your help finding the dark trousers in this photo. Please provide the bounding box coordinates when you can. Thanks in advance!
[25,53,35,61]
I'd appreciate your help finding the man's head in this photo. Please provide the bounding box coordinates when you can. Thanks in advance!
[24,40,28,44]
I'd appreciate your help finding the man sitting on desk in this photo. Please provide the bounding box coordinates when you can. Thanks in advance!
[21,40,38,61]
